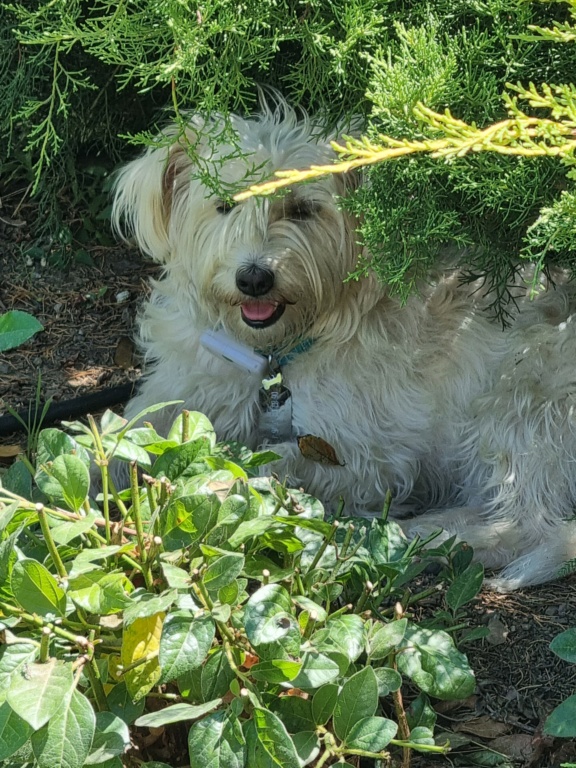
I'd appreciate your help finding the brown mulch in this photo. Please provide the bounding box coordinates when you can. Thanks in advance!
[2,221,576,767]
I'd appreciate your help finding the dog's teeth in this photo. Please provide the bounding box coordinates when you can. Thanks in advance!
[241,302,278,321]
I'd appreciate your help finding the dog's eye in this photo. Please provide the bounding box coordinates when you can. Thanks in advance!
[287,201,319,221]
[216,200,236,214]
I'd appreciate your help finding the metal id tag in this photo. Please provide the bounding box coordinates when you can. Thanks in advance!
[258,369,293,443]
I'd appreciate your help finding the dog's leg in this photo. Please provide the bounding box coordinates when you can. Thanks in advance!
[400,507,576,591]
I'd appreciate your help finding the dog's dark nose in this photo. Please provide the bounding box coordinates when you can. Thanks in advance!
[235,265,275,297]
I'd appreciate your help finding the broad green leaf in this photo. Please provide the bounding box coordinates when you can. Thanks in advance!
[50,512,99,545]
[227,518,280,548]
[368,619,408,660]
[0,310,43,351]
[292,595,327,623]
[204,456,248,478]
[408,725,435,745]
[0,702,33,761]
[106,682,145,725]
[396,625,475,700]
[312,614,366,662]
[100,410,128,435]
[122,590,177,625]
[123,426,163,445]
[406,692,437,730]
[121,612,165,701]
[445,562,484,611]
[152,439,211,480]
[168,411,216,446]
[345,716,398,751]
[0,530,18,588]
[290,652,340,689]
[244,450,281,467]
[367,519,409,565]
[203,553,245,593]
[374,667,402,696]
[254,708,300,768]
[211,603,231,622]
[162,493,220,550]
[37,454,90,512]
[36,428,90,467]
[250,659,302,683]
[0,642,37,704]
[7,659,74,730]
[243,584,300,659]
[11,559,66,618]
[1,461,32,498]
[260,531,303,555]
[69,545,133,578]
[159,612,215,683]
[333,666,379,741]
[311,684,338,726]
[135,700,221,728]
[218,580,240,605]
[188,710,245,768]
[550,628,576,663]
[271,697,315,733]
[68,571,133,614]
[543,694,576,737]
[31,688,95,768]
[275,515,335,538]
[200,649,235,702]
[243,719,276,768]
[101,436,152,468]
[292,731,320,767]
[243,554,294,583]
[161,562,193,590]
[84,712,130,765]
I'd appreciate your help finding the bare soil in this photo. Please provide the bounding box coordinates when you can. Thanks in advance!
[1,220,576,767]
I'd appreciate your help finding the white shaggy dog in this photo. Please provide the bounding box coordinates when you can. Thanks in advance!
[113,96,576,591]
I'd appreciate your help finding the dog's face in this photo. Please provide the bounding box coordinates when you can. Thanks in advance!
[113,101,362,352]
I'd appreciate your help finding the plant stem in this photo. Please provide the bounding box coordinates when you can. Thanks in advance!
[181,409,190,442]
[36,503,68,579]
[39,627,51,662]
[390,603,411,768]
[129,461,153,589]
[87,414,111,544]
[118,651,159,676]
[85,644,109,711]
[381,488,393,520]
[0,600,89,647]
[305,520,339,574]
[389,740,450,754]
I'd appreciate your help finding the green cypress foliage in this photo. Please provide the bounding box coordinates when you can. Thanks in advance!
[3,0,576,299]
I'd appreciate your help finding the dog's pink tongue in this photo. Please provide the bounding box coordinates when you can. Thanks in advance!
[241,302,277,321]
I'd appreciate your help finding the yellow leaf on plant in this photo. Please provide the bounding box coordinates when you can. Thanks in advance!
[121,612,165,702]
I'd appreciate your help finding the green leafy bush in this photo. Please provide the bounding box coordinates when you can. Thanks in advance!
[4,0,576,292]
[0,407,486,767]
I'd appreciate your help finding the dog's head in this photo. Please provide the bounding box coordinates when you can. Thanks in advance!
[112,96,367,352]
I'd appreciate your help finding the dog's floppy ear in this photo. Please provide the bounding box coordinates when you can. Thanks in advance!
[111,138,190,263]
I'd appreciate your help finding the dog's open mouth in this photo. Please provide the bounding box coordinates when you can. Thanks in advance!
[241,301,285,329]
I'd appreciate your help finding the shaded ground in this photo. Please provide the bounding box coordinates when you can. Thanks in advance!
[1,229,576,767]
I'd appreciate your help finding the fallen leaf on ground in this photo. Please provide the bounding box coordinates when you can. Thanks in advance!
[455,716,512,739]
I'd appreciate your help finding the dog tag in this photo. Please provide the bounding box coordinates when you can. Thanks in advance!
[258,370,293,443]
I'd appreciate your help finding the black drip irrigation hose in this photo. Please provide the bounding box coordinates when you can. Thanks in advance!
[0,382,137,437]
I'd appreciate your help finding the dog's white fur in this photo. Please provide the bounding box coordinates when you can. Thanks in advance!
[113,97,576,591]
